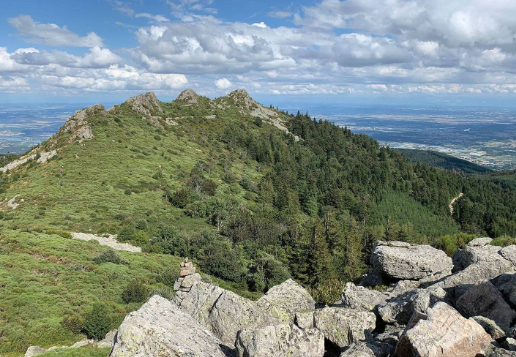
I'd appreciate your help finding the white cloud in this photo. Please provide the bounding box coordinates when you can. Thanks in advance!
[135,13,170,22]
[8,15,103,47]
[11,47,123,69]
[215,78,232,89]
[268,11,292,19]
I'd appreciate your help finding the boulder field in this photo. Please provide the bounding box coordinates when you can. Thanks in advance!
[107,239,516,357]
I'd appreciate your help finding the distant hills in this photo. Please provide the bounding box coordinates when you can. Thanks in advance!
[395,149,492,174]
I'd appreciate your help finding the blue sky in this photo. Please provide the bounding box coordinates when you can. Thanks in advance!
[2,0,516,106]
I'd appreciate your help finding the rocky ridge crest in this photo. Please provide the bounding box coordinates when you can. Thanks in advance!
[107,239,516,357]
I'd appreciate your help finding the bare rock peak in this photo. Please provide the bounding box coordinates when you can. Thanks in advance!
[175,89,200,104]
[126,91,163,116]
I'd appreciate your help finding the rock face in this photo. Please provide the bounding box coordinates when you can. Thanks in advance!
[453,242,510,271]
[438,260,513,291]
[313,307,376,348]
[397,302,492,357]
[341,282,388,311]
[111,295,231,357]
[256,278,315,323]
[456,281,516,331]
[378,288,430,325]
[494,272,516,305]
[176,279,275,347]
[126,92,163,116]
[473,316,506,339]
[235,324,324,357]
[175,89,200,104]
[371,241,453,281]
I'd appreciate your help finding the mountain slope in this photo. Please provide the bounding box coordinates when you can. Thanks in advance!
[395,148,492,174]
[2,89,516,354]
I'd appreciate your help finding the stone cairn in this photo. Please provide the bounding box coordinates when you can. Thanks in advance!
[173,258,198,292]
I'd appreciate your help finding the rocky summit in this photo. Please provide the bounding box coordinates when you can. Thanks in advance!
[106,240,516,357]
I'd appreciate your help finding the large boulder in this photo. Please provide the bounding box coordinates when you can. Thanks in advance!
[378,289,430,325]
[486,345,516,357]
[371,241,453,281]
[313,307,376,348]
[176,280,277,347]
[339,342,392,357]
[396,302,492,357]
[473,316,506,340]
[110,295,231,357]
[437,260,514,293]
[500,246,516,266]
[456,281,516,331]
[235,324,324,357]
[453,243,509,272]
[341,282,388,311]
[256,279,315,323]
[493,272,516,305]
[209,290,273,347]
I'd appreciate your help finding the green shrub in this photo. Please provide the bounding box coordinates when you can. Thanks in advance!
[309,277,346,306]
[124,188,131,195]
[491,236,516,247]
[169,187,193,208]
[82,303,112,340]
[122,281,149,304]
[135,220,148,230]
[247,252,291,292]
[149,286,175,300]
[93,249,124,264]
[157,268,180,288]
[201,179,218,196]
[436,232,477,256]
[198,240,244,283]
[62,313,84,334]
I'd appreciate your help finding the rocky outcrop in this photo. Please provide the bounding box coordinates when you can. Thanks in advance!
[235,324,324,357]
[453,240,511,271]
[24,329,117,357]
[378,288,430,325]
[256,278,315,323]
[71,232,141,252]
[175,89,200,104]
[176,279,276,347]
[456,281,515,331]
[341,282,388,311]
[438,259,513,291]
[396,302,492,357]
[371,241,453,281]
[313,307,376,348]
[493,272,516,305]
[111,295,231,357]
[126,92,163,116]
[63,104,104,144]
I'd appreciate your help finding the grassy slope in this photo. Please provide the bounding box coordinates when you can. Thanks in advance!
[0,229,184,355]
[1,98,262,234]
[0,96,270,355]
[396,149,492,174]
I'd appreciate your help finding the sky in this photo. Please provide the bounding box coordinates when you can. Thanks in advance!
[2,0,516,106]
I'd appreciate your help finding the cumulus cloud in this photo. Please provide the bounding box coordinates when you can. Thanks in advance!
[8,15,103,47]
[4,0,516,97]
[215,78,232,89]
[11,47,123,69]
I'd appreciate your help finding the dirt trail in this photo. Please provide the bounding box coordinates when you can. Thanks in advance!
[449,192,464,215]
